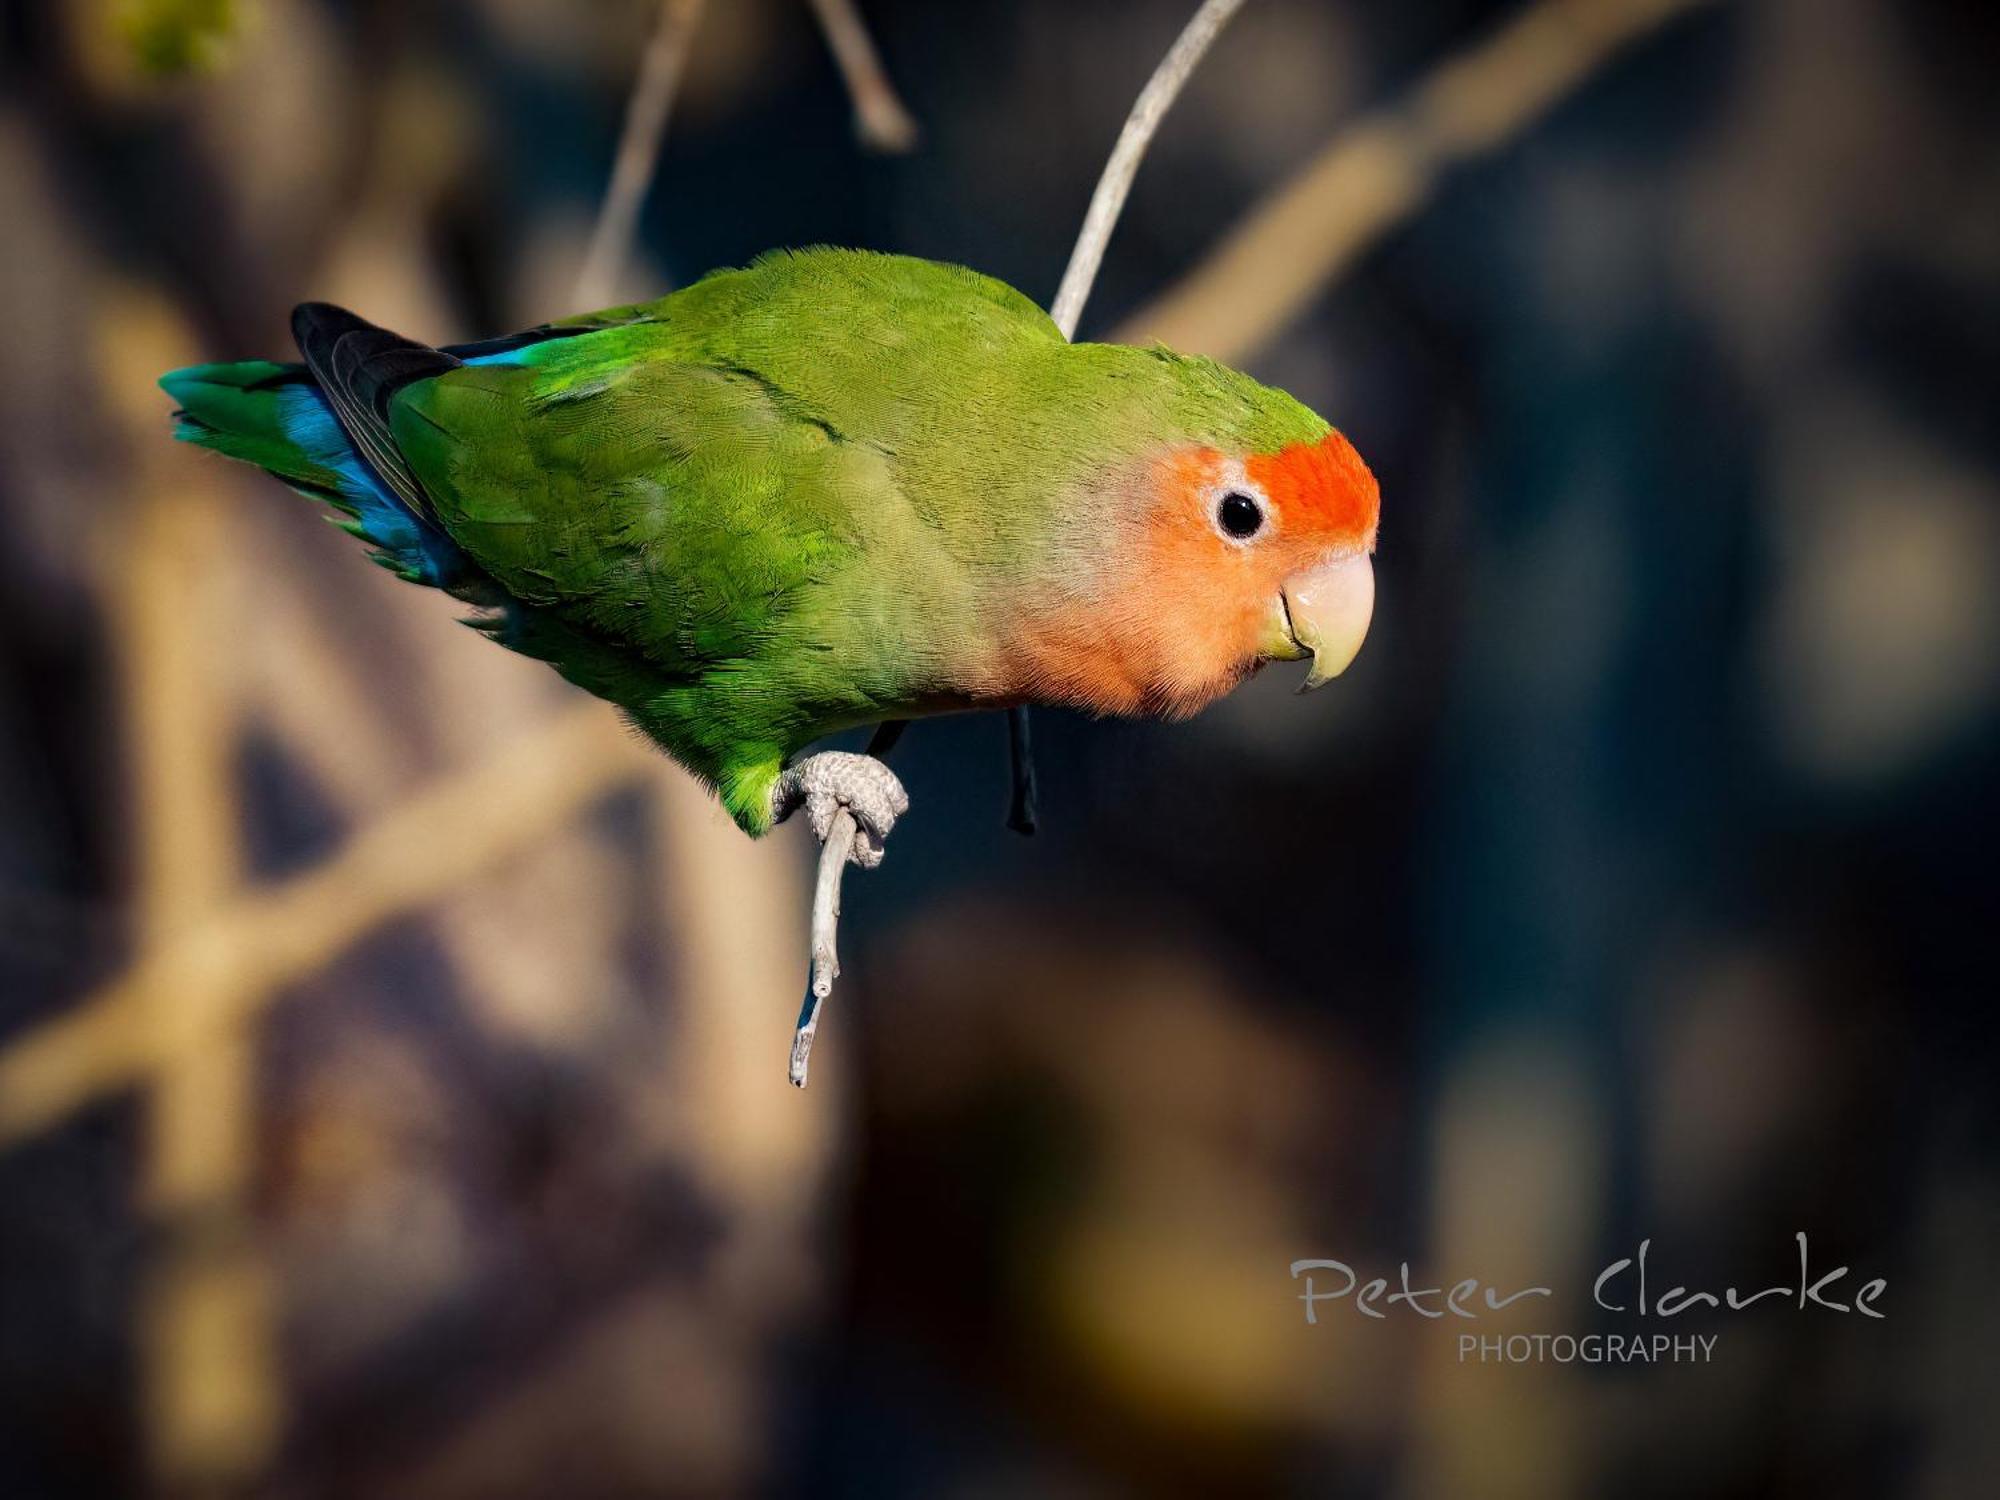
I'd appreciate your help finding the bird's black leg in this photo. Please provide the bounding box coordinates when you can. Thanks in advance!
[1006,706,1038,835]
[866,718,909,760]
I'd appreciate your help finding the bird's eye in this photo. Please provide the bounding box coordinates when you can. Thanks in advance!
[1216,490,1264,539]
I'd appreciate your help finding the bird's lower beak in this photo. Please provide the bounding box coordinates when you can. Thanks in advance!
[1261,553,1375,691]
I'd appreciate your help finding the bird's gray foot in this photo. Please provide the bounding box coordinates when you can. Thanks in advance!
[771,750,909,869]
[773,750,910,1089]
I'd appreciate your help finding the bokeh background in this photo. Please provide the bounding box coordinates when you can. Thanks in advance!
[3,0,1996,1495]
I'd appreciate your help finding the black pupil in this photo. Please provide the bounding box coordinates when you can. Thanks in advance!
[1218,491,1262,538]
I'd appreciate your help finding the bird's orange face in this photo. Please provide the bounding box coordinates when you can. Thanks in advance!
[1005,429,1380,718]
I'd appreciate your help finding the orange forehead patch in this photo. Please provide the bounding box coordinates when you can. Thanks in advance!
[1246,430,1379,544]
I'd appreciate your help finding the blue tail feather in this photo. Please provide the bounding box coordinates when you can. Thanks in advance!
[268,384,471,587]
[161,361,477,592]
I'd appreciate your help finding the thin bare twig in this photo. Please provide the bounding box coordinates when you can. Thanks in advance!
[574,0,708,309]
[1051,0,1248,339]
[788,809,854,1088]
[805,0,921,152]
[1115,0,1720,363]
[787,0,1248,1086]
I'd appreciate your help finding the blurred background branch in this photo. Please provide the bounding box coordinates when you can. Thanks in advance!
[1116,0,1720,360]
[103,294,280,1492]
[572,0,708,310]
[804,0,921,153]
[0,703,646,1149]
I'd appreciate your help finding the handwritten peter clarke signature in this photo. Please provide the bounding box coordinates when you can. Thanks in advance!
[1291,1233,1886,1324]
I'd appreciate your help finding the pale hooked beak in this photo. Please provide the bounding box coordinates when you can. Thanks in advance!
[1262,553,1375,691]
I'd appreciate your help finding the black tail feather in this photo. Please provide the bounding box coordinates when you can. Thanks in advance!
[291,302,460,521]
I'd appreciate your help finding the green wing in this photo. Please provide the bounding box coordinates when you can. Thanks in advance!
[389,347,867,822]
[385,250,1062,828]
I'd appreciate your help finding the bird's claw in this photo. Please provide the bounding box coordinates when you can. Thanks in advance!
[772,751,909,868]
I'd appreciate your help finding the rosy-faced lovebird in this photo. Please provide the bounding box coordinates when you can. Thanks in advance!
[160,248,1379,868]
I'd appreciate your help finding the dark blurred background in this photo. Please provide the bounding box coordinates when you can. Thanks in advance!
[2,0,1996,1496]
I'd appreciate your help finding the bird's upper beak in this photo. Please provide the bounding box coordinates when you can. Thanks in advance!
[1261,553,1375,690]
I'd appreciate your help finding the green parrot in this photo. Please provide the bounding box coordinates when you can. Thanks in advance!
[160,247,1379,869]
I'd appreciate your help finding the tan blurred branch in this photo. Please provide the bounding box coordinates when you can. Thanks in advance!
[574,0,708,309]
[95,289,281,1488]
[122,481,279,1490]
[0,703,647,1148]
[1114,0,1719,362]
[805,0,920,152]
